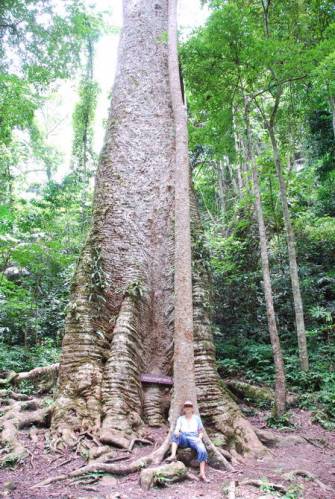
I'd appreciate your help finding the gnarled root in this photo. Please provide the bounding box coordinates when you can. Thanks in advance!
[239,478,287,494]
[140,460,187,490]
[32,424,234,490]
[225,380,274,405]
[203,433,234,470]
[227,474,332,497]
[0,419,28,466]
[0,364,59,390]
[32,435,171,488]
[0,392,53,466]
[255,428,305,448]
[283,469,333,492]
[225,379,298,407]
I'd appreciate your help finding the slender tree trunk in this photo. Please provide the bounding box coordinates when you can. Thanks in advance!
[244,104,286,416]
[233,116,244,195]
[329,95,335,139]
[236,159,243,195]
[259,3,309,371]
[217,160,227,214]
[268,125,309,372]
[51,0,264,458]
[226,158,239,198]
[168,0,197,422]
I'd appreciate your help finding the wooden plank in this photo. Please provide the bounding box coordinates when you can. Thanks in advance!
[140,374,173,386]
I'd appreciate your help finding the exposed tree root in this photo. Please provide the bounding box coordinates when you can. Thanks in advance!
[225,379,298,407]
[227,479,236,499]
[283,469,332,492]
[224,470,334,497]
[99,430,130,449]
[140,460,187,490]
[32,423,234,490]
[128,437,153,451]
[32,436,171,488]
[225,380,274,404]
[255,428,305,448]
[0,392,53,466]
[0,364,59,389]
[239,478,287,494]
[0,372,18,387]
[0,418,28,465]
[203,433,234,470]
[224,478,288,497]
[0,390,30,401]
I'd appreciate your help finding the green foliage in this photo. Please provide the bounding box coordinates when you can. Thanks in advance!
[72,80,99,172]
[181,0,335,430]
[0,0,103,146]
[282,485,304,499]
[126,280,146,300]
[0,0,106,359]
[0,174,92,346]
[266,413,295,430]
[0,74,37,145]
[217,336,335,428]
[0,338,59,373]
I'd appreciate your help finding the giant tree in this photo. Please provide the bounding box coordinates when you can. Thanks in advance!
[49,0,264,471]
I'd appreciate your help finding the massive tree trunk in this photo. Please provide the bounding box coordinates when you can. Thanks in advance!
[51,0,263,459]
[243,103,286,416]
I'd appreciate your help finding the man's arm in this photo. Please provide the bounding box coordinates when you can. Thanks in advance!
[174,416,182,435]
[196,416,204,440]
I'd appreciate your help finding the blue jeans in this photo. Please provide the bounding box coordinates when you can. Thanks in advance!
[171,432,208,462]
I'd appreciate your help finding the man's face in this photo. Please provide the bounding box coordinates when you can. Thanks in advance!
[184,405,193,415]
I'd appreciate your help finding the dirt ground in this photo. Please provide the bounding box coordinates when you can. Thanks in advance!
[0,409,334,499]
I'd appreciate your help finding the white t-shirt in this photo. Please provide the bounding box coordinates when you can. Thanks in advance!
[175,415,203,434]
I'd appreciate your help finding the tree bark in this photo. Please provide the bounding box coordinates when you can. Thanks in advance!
[52,0,176,446]
[168,0,197,423]
[268,125,309,372]
[329,95,335,139]
[50,0,264,458]
[226,158,239,198]
[217,160,227,215]
[243,102,286,416]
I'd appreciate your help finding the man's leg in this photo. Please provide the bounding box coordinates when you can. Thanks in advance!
[199,461,208,481]
[170,441,178,459]
[188,437,209,481]
[167,433,187,461]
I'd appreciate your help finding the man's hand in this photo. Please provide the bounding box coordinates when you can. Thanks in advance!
[198,432,204,441]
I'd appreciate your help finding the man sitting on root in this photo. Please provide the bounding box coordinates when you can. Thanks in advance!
[166,400,209,482]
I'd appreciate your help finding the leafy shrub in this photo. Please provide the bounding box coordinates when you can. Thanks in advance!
[266,413,295,430]
[0,338,60,373]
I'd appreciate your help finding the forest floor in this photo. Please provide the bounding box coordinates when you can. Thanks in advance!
[0,408,334,499]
